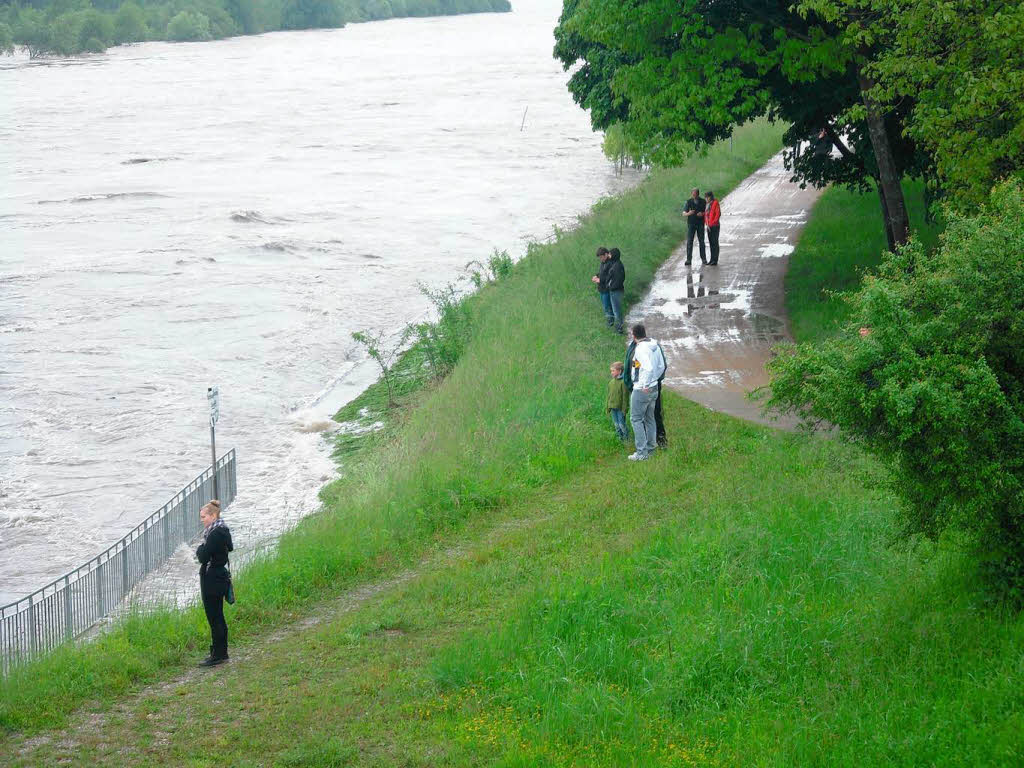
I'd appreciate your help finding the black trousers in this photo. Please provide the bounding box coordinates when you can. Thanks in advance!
[201,578,228,659]
[655,381,667,446]
[708,224,720,264]
[685,225,706,264]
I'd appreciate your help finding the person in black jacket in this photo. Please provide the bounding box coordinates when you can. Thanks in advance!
[605,248,626,334]
[197,499,233,667]
[591,246,614,327]
[623,330,668,447]
[683,187,707,266]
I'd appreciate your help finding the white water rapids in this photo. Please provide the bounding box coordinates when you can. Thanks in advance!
[0,0,643,604]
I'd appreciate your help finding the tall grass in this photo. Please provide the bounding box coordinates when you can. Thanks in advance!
[0,120,785,734]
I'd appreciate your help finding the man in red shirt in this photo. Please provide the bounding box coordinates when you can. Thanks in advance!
[704,191,721,265]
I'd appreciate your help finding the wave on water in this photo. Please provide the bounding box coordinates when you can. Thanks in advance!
[259,241,297,253]
[37,192,169,205]
[230,210,290,225]
[121,157,178,165]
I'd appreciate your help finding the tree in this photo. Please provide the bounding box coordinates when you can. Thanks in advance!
[167,9,212,41]
[555,0,916,247]
[280,0,345,29]
[114,2,148,43]
[0,21,14,55]
[866,0,1024,211]
[77,7,113,49]
[224,0,259,34]
[766,180,1024,591]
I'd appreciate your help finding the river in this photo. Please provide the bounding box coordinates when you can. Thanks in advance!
[0,1,642,604]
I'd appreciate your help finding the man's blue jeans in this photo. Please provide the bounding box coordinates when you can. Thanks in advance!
[599,291,614,326]
[608,289,624,332]
[630,386,659,456]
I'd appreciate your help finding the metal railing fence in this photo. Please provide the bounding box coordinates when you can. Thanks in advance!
[0,450,237,676]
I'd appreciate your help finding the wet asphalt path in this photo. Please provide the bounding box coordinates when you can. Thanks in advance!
[629,152,824,428]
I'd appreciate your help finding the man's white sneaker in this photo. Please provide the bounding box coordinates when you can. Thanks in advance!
[627,452,647,461]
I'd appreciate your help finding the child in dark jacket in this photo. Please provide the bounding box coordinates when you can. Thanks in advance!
[606,361,629,440]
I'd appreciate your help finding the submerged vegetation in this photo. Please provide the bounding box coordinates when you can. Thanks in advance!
[0,0,511,57]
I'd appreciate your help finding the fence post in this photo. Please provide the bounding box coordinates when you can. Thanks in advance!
[143,522,150,573]
[64,576,73,642]
[27,595,37,657]
[98,558,105,616]
[163,511,171,557]
[121,541,129,596]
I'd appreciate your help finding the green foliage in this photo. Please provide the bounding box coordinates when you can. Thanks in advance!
[600,121,643,173]
[3,0,510,56]
[280,0,345,29]
[77,7,113,46]
[166,8,212,40]
[768,180,1024,588]
[113,2,147,42]
[868,0,1024,210]
[786,181,941,344]
[0,21,14,54]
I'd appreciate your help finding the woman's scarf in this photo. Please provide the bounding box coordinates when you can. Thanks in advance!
[203,516,227,543]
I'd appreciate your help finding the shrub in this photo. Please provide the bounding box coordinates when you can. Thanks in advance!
[114,2,148,43]
[280,0,345,29]
[767,180,1024,594]
[77,8,113,49]
[0,21,14,54]
[167,9,212,41]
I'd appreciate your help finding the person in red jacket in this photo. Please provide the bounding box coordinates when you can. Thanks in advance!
[704,191,721,265]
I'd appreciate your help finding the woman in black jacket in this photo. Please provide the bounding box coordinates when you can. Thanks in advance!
[197,499,233,667]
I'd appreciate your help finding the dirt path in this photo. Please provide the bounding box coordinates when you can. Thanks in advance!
[630,152,823,427]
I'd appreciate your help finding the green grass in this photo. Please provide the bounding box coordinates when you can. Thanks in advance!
[7,400,1022,766]
[0,120,784,736]
[5,122,1021,767]
[786,182,943,344]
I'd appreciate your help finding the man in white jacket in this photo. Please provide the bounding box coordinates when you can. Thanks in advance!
[627,323,667,461]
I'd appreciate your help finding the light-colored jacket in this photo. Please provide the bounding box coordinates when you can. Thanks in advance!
[631,338,666,390]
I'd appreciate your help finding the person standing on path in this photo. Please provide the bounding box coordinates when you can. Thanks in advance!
[705,190,721,265]
[627,323,667,461]
[197,500,234,667]
[605,247,626,333]
[591,247,613,327]
[683,187,707,266]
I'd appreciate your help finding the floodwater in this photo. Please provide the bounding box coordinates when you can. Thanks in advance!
[630,152,823,427]
[0,0,642,605]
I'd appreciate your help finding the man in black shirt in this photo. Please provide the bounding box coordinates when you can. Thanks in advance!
[683,187,707,266]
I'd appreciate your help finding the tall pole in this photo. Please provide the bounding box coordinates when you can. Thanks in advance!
[208,386,220,500]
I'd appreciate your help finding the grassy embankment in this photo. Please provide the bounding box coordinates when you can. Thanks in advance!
[5,121,1023,766]
[0,121,780,734]
[785,182,942,344]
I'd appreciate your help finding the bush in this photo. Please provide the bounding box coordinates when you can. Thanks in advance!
[280,0,345,29]
[166,9,212,40]
[77,8,113,49]
[114,2,148,43]
[0,21,14,54]
[767,180,1024,594]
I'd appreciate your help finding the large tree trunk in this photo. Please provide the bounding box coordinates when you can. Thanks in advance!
[876,181,897,252]
[857,65,910,248]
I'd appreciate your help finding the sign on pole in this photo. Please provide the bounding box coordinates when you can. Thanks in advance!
[208,386,220,426]
[208,387,220,500]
